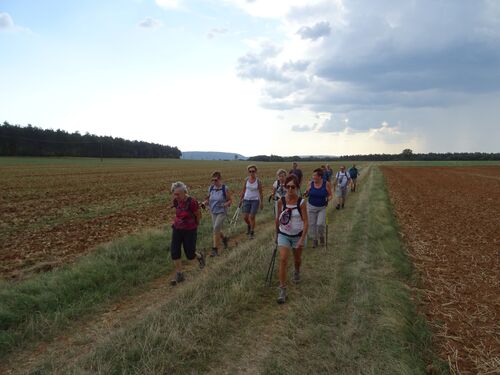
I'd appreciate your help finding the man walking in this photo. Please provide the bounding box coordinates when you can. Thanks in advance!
[348,164,359,192]
[334,165,351,209]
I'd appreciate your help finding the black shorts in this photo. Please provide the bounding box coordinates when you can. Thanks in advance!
[171,227,197,260]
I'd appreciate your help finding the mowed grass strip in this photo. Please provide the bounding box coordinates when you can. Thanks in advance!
[31,166,444,374]
[30,226,281,374]
[259,166,446,374]
[0,203,276,359]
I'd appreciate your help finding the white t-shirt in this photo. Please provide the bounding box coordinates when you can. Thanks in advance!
[336,171,351,188]
[279,198,305,236]
[244,178,260,201]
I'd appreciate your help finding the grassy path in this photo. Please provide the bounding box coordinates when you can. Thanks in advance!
[2,166,442,374]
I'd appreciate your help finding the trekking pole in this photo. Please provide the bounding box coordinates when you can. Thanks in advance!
[325,204,329,251]
[265,242,278,287]
[230,200,242,227]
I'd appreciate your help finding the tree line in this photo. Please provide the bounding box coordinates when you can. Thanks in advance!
[249,149,500,162]
[0,122,181,158]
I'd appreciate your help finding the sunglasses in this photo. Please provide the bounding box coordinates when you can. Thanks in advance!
[286,185,296,189]
[248,170,256,173]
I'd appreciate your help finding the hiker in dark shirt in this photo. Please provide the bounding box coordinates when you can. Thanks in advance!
[349,165,359,192]
[289,161,303,194]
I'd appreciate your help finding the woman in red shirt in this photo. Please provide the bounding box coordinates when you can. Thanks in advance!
[170,181,206,285]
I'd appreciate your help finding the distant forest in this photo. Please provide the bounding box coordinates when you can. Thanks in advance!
[249,149,500,162]
[0,122,181,158]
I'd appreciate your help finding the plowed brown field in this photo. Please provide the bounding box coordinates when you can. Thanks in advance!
[383,166,500,375]
[0,158,326,280]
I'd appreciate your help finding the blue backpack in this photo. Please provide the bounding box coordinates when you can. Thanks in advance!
[210,184,227,200]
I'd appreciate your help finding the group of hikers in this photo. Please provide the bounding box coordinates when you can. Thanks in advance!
[169,162,360,304]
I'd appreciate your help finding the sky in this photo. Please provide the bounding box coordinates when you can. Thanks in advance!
[1,0,499,156]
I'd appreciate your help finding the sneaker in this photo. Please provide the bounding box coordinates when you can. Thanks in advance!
[210,247,218,257]
[222,236,229,249]
[292,270,301,284]
[336,204,340,210]
[319,236,325,245]
[312,239,318,248]
[170,272,185,286]
[250,231,254,240]
[197,252,206,269]
[277,286,287,304]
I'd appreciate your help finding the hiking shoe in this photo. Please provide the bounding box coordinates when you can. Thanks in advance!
[250,231,254,240]
[277,286,287,304]
[312,239,318,248]
[222,236,229,249]
[292,270,301,284]
[197,252,206,269]
[319,236,325,245]
[170,272,185,286]
[210,247,218,257]
[336,204,340,210]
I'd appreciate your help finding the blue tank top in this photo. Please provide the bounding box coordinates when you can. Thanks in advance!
[308,180,328,207]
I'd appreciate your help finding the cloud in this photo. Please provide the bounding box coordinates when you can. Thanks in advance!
[0,12,27,32]
[137,17,163,28]
[235,0,500,115]
[207,27,228,39]
[297,21,331,40]
[282,60,310,72]
[155,0,181,9]
[291,124,318,132]
[236,41,288,82]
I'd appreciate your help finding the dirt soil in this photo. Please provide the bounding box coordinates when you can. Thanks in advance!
[382,166,500,375]
[0,160,284,279]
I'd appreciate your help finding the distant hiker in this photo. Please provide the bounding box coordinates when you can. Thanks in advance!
[334,165,351,209]
[275,174,308,304]
[320,165,328,182]
[325,164,333,182]
[240,165,263,239]
[304,168,333,247]
[270,169,287,218]
[349,164,359,192]
[203,171,232,257]
[169,181,206,286]
[289,161,303,192]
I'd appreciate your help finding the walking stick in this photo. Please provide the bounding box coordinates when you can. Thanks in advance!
[325,204,329,251]
[230,200,242,227]
[265,242,278,287]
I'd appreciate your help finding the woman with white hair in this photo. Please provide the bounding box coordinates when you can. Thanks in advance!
[169,181,205,286]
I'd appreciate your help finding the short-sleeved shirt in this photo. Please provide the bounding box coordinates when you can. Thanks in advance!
[349,167,358,179]
[335,171,351,188]
[173,197,199,230]
[289,168,303,186]
[208,185,228,214]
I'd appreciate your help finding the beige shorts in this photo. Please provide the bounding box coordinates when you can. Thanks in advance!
[211,212,226,233]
